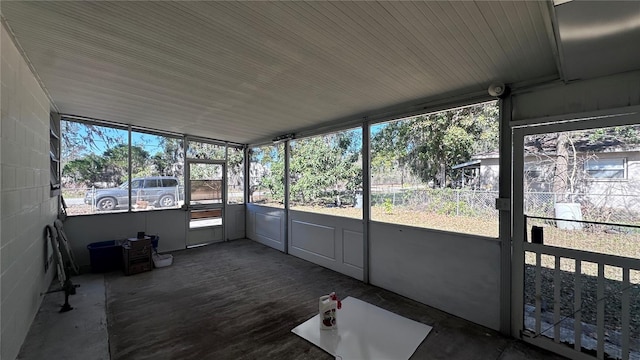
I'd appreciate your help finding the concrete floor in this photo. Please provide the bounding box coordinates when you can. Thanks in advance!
[17,240,567,360]
[17,273,109,360]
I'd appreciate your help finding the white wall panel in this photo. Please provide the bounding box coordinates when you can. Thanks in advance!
[290,221,335,260]
[256,213,281,241]
[187,226,223,247]
[145,210,187,252]
[288,211,363,280]
[369,222,501,330]
[64,210,187,267]
[342,229,364,269]
[226,204,245,240]
[246,204,285,251]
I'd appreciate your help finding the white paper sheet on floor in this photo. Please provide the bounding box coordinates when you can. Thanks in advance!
[291,297,432,360]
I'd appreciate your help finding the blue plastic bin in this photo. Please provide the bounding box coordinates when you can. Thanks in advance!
[150,235,159,250]
[87,240,123,273]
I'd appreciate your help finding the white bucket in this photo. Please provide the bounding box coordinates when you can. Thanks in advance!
[555,202,583,230]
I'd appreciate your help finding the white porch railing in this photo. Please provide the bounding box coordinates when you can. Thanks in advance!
[523,242,640,360]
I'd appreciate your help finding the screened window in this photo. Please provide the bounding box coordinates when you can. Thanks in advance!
[61,120,128,215]
[187,140,225,160]
[61,119,184,215]
[129,130,184,212]
[227,147,245,204]
[369,101,499,237]
[249,144,284,208]
[289,128,362,219]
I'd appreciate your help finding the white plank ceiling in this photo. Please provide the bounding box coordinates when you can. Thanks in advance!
[1,1,637,144]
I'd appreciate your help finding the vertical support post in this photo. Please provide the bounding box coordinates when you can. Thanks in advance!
[128,124,132,212]
[499,95,513,335]
[597,263,605,359]
[244,145,250,204]
[223,143,228,241]
[184,136,190,244]
[284,140,290,254]
[622,267,630,360]
[553,256,561,342]
[574,259,582,351]
[535,252,542,336]
[362,119,370,284]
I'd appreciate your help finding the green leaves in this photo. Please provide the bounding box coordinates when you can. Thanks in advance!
[371,102,498,187]
[288,131,362,205]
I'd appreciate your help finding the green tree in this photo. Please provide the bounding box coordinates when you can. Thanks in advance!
[101,144,150,184]
[62,154,106,185]
[289,131,361,205]
[227,147,244,187]
[258,145,286,202]
[62,144,150,186]
[152,137,184,177]
[371,102,498,187]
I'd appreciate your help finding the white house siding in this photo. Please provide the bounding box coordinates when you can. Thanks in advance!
[478,150,640,214]
[582,151,640,213]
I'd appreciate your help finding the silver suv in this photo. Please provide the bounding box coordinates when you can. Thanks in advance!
[84,176,181,211]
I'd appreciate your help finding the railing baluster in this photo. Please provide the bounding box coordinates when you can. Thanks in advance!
[574,259,582,351]
[521,242,640,359]
[535,251,542,336]
[554,255,561,343]
[621,267,630,360]
[597,263,605,360]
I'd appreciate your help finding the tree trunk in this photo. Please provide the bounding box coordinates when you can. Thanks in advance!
[553,132,570,202]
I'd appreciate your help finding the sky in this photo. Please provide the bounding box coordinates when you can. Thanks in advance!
[63,120,173,157]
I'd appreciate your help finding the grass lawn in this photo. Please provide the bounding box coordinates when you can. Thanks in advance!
[290,204,639,281]
[290,205,499,237]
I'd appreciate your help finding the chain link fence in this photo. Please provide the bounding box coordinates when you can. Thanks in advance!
[66,184,639,226]
[371,187,639,225]
[525,191,640,225]
[371,187,498,218]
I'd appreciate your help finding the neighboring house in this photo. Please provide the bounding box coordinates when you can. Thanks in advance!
[452,151,499,191]
[454,144,640,214]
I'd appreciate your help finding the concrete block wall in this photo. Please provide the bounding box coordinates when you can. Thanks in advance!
[1,23,57,360]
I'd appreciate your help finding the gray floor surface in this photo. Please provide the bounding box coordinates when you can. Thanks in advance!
[18,239,567,360]
[17,273,109,360]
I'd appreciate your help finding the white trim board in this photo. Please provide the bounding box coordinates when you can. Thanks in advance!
[291,297,432,360]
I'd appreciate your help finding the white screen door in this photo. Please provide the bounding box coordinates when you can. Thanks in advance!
[186,160,225,247]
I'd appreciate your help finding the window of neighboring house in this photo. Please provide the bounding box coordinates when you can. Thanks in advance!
[369,101,500,237]
[249,144,284,208]
[289,128,362,219]
[584,158,626,179]
[525,167,542,180]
